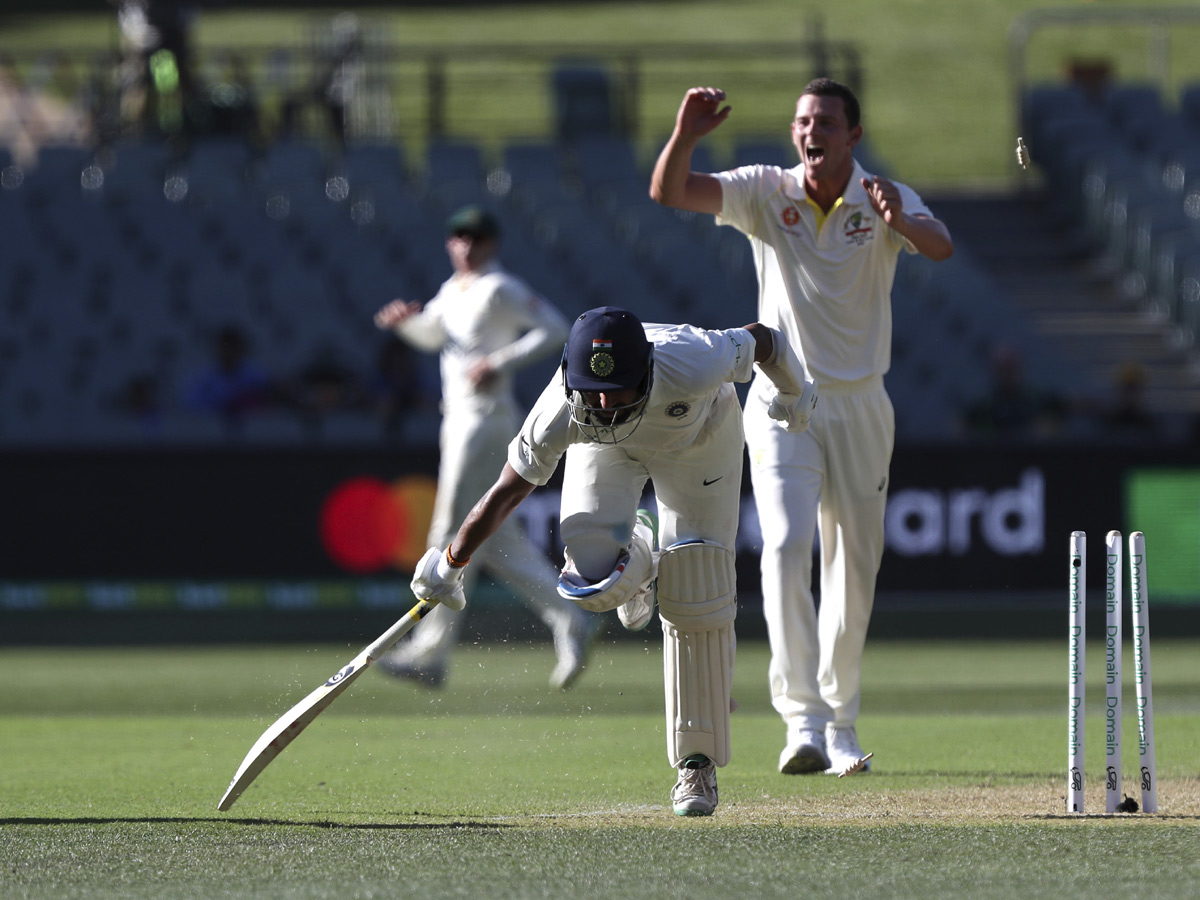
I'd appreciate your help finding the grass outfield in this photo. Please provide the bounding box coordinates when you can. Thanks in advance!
[1,637,1198,899]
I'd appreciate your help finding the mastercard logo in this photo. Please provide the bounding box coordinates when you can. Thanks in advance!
[319,476,437,573]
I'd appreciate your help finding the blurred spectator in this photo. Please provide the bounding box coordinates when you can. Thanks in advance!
[38,51,92,137]
[202,52,260,141]
[0,53,43,168]
[112,372,164,439]
[287,344,368,433]
[0,52,87,167]
[961,343,1069,441]
[184,325,276,429]
[280,12,363,146]
[367,335,433,440]
[110,0,199,136]
[1091,361,1163,441]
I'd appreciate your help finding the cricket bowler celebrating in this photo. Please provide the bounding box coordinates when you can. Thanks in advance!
[405,305,816,815]
[651,79,953,776]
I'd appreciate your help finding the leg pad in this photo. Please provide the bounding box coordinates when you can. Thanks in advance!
[658,540,737,767]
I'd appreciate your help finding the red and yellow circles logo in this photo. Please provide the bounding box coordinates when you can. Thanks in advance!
[781,206,801,227]
[319,476,437,573]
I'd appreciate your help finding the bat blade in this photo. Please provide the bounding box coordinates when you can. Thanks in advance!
[217,651,371,811]
[217,598,437,811]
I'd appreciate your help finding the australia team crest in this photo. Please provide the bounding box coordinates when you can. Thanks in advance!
[843,212,873,245]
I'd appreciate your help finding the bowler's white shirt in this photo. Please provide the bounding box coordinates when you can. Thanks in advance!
[716,160,931,387]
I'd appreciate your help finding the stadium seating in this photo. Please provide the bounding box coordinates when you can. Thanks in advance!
[1,106,1126,449]
[1023,77,1200,360]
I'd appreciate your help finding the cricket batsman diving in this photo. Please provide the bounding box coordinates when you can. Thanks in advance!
[407,306,816,815]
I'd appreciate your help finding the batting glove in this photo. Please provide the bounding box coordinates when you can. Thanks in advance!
[767,379,818,433]
[410,547,467,611]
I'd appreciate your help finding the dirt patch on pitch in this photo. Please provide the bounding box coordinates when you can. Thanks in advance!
[720,779,1200,825]
[516,778,1200,827]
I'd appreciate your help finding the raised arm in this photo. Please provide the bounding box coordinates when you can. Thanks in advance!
[893,212,954,262]
[860,176,954,262]
[650,87,729,215]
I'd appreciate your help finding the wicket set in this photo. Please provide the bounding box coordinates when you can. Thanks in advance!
[1067,530,1158,815]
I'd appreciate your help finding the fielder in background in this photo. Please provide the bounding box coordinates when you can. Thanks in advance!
[406,306,816,816]
[374,205,596,691]
[651,79,954,775]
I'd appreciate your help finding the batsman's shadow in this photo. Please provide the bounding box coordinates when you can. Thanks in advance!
[0,816,512,830]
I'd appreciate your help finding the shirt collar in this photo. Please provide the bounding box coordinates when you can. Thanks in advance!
[785,158,869,207]
[805,193,842,233]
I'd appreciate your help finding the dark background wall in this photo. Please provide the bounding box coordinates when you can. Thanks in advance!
[0,443,1181,586]
[5,442,1199,643]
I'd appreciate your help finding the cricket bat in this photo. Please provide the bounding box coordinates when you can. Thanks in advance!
[217,598,438,811]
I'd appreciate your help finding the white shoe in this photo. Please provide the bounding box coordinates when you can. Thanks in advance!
[618,509,658,632]
[825,724,871,775]
[671,754,718,817]
[550,614,603,691]
[617,583,656,631]
[778,728,830,774]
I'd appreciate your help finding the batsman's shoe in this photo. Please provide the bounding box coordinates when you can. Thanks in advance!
[550,613,605,691]
[618,509,659,631]
[825,724,871,775]
[376,653,446,689]
[778,728,830,775]
[671,754,718,817]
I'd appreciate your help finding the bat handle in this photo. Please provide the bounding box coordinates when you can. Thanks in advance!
[364,598,439,660]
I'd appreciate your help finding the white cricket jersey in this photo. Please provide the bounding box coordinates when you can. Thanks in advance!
[716,160,931,387]
[508,323,757,486]
[393,260,569,415]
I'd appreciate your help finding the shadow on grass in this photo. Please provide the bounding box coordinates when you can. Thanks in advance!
[859,769,1061,779]
[0,817,511,830]
[1027,812,1200,822]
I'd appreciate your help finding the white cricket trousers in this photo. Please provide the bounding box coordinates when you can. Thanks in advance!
[559,389,745,768]
[744,375,894,733]
[405,405,580,664]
